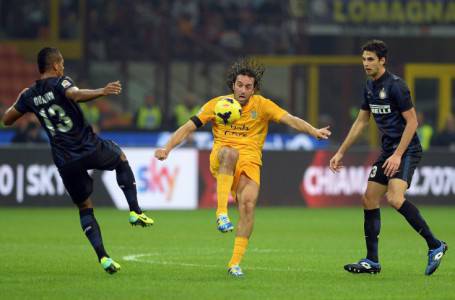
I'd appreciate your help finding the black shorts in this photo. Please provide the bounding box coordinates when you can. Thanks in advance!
[368,151,422,188]
[58,139,123,204]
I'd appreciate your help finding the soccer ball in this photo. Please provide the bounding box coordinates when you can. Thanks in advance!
[214,97,242,125]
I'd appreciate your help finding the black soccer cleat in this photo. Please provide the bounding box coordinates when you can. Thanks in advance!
[344,258,381,274]
[425,240,448,276]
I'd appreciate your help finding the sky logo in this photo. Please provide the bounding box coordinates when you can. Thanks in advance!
[137,158,180,201]
[104,149,197,210]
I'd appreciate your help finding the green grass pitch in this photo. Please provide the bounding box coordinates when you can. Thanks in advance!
[1,207,454,299]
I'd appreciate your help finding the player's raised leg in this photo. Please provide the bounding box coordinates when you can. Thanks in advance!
[388,179,447,275]
[77,199,121,274]
[116,152,154,227]
[227,175,259,277]
[344,181,386,274]
[216,147,238,233]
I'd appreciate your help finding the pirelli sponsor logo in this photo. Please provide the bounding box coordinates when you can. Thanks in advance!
[370,104,391,114]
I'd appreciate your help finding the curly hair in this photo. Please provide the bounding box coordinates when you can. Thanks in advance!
[226,57,265,92]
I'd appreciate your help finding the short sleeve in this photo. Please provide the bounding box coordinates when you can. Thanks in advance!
[195,98,216,125]
[391,80,413,112]
[361,87,370,111]
[262,98,287,123]
[56,76,76,95]
[13,89,31,114]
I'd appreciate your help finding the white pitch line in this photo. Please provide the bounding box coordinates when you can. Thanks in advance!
[118,247,298,254]
[122,253,305,273]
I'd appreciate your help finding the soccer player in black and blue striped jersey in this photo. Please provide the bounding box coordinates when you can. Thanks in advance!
[329,40,447,276]
[2,47,154,274]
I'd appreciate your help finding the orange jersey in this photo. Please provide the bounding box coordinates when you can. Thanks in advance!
[197,94,288,165]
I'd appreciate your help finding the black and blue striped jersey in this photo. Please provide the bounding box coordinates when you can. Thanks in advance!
[361,71,422,154]
[14,76,100,167]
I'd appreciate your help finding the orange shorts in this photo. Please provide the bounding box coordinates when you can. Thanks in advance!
[209,146,261,194]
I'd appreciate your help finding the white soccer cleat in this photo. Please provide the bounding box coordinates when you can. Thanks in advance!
[228,265,244,277]
[217,214,234,233]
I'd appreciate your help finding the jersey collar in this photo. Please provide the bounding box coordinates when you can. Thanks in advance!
[372,70,390,86]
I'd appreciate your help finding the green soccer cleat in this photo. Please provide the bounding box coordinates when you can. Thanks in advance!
[100,257,121,274]
[129,211,154,227]
[228,265,244,277]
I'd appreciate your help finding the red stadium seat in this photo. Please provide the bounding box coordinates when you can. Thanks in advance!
[0,45,37,103]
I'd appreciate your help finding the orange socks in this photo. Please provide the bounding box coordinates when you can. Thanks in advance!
[216,173,234,216]
[228,237,249,267]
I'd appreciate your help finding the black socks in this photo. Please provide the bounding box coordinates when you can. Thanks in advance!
[116,160,142,214]
[80,208,108,260]
[362,200,440,264]
[364,208,381,263]
[397,200,440,249]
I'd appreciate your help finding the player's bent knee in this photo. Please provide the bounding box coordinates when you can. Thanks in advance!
[362,194,380,209]
[241,198,256,214]
[73,185,93,206]
[385,192,404,208]
[119,152,127,161]
[77,199,92,210]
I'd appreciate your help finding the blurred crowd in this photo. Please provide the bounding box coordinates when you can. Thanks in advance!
[0,0,79,39]
[1,0,454,151]
[0,0,297,58]
[0,0,299,136]
[74,89,202,132]
[86,0,295,61]
[0,1,48,39]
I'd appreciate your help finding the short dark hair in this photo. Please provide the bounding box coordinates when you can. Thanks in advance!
[37,47,61,74]
[361,40,388,60]
[226,57,265,92]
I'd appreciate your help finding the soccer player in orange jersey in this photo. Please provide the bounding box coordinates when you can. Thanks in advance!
[155,58,331,277]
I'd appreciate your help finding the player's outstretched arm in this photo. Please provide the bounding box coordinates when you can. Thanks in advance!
[2,106,23,126]
[2,88,28,126]
[154,120,197,161]
[66,81,122,102]
[280,113,331,139]
[329,109,370,172]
